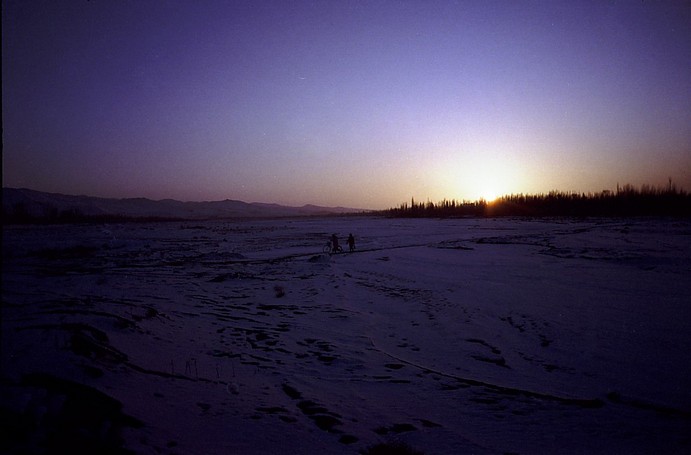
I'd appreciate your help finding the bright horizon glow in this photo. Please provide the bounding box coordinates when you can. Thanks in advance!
[2,2,690,209]
[463,158,519,203]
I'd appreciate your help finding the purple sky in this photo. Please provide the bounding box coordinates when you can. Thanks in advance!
[3,1,690,208]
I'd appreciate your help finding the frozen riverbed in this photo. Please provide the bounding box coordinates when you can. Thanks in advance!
[2,216,690,454]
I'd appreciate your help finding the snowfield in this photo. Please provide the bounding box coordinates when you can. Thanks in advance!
[2,216,690,454]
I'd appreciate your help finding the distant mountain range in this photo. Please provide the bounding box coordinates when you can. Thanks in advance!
[2,188,365,222]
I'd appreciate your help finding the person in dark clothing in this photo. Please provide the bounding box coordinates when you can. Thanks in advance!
[347,233,355,252]
[331,234,340,253]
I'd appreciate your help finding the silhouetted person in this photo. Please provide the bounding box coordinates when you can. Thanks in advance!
[331,234,340,253]
[347,233,355,252]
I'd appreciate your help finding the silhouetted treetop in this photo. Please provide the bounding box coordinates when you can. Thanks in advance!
[384,184,691,218]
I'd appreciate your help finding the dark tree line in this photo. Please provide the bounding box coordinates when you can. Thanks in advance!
[2,202,181,225]
[384,184,691,218]
[3,203,90,224]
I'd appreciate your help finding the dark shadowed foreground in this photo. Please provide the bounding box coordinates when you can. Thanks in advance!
[2,217,690,454]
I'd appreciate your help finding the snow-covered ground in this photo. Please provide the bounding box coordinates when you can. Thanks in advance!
[2,216,690,454]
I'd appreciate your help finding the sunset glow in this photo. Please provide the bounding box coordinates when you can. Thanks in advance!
[3,1,690,208]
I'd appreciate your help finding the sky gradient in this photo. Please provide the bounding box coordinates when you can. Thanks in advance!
[3,0,691,209]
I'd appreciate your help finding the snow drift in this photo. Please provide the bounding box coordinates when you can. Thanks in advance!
[2,216,690,454]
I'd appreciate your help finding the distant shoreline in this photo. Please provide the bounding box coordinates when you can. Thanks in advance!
[1,188,368,225]
[3,185,690,225]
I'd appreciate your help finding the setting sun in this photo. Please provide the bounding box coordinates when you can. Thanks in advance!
[480,191,498,203]
[441,155,520,203]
